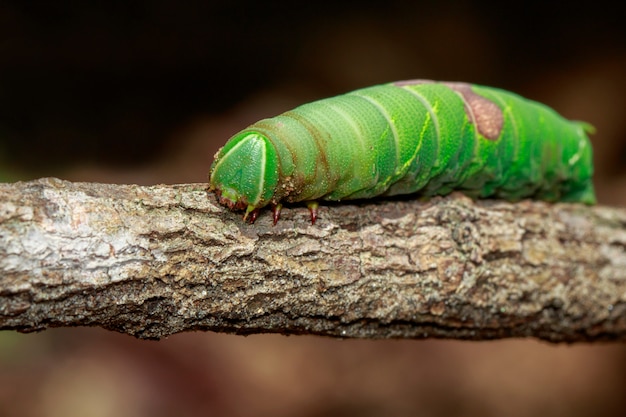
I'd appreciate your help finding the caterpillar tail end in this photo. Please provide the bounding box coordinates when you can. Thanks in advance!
[569,185,597,205]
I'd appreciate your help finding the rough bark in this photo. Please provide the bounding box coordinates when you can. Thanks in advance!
[1,177,625,342]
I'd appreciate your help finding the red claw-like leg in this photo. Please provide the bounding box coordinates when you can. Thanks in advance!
[243,206,260,224]
[306,201,319,225]
[271,203,283,226]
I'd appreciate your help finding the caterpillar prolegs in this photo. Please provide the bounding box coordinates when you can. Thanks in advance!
[209,79,595,224]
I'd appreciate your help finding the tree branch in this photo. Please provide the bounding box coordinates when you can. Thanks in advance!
[1,178,625,342]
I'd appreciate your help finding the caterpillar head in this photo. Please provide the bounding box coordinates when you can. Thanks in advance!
[209,131,279,221]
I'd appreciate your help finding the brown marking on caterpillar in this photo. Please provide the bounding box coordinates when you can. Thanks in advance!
[443,82,503,140]
[393,79,435,87]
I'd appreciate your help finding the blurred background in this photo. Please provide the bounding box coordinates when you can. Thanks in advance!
[1,1,625,416]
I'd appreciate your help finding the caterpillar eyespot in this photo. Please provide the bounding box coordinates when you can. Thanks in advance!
[209,79,595,225]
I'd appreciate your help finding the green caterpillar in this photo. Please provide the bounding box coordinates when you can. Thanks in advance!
[209,79,595,224]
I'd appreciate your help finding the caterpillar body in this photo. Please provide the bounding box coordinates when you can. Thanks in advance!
[209,79,595,224]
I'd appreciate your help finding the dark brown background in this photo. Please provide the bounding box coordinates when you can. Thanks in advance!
[1,1,626,416]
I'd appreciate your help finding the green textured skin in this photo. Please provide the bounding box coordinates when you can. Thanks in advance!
[209,80,595,216]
